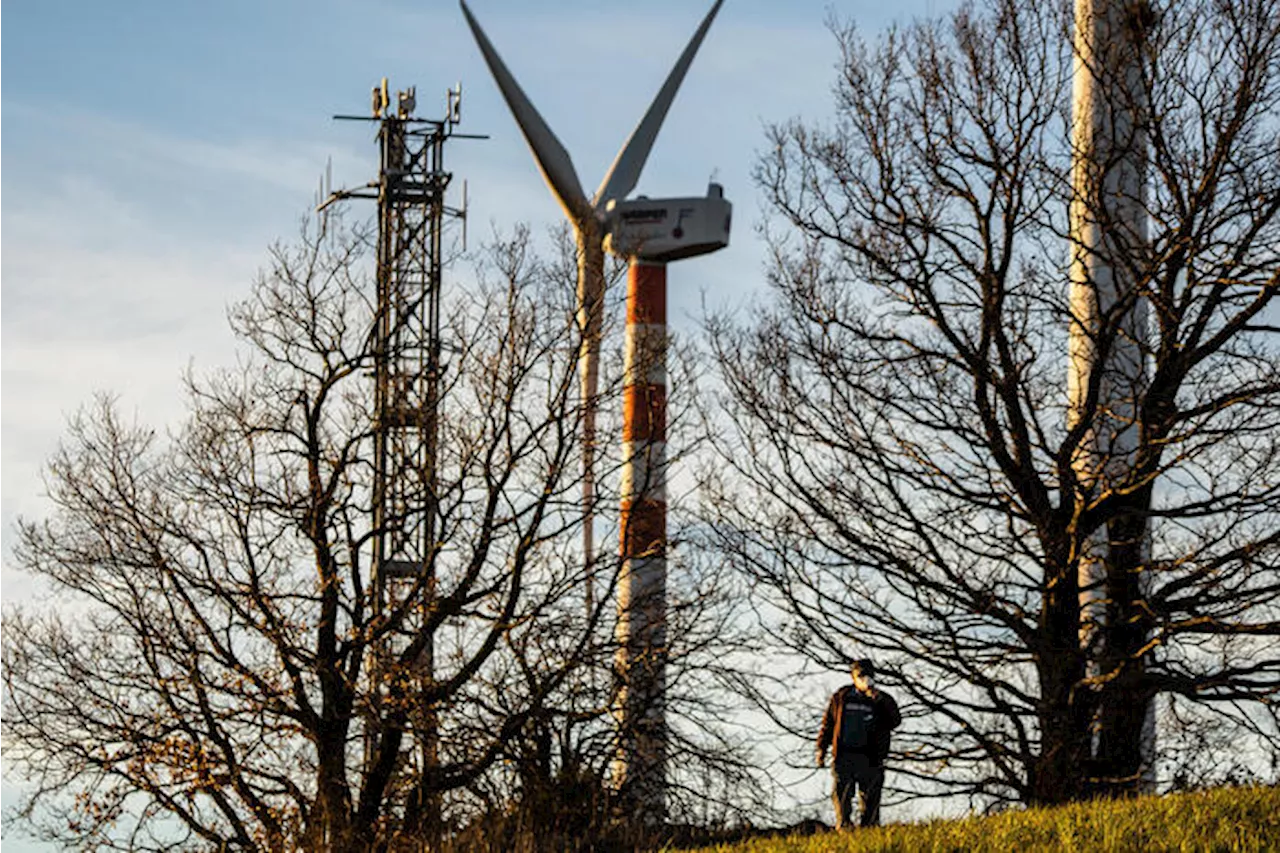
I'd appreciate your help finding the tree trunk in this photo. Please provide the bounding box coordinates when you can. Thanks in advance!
[1033,555,1094,804]
[1092,493,1156,795]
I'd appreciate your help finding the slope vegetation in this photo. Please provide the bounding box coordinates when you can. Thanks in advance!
[683,786,1280,853]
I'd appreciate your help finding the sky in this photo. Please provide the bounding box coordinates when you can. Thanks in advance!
[2,0,954,844]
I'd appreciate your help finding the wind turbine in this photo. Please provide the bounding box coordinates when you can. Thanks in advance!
[460,0,730,823]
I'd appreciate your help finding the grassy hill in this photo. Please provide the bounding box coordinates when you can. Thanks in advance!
[680,785,1280,853]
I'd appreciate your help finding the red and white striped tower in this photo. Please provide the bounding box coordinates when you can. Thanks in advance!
[614,258,669,824]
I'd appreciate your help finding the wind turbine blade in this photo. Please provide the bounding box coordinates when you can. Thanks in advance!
[592,0,725,211]
[460,0,590,221]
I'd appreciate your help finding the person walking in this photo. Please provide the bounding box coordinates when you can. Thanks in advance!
[816,658,901,829]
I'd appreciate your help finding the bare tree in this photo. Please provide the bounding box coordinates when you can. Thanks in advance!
[701,0,1280,810]
[449,241,770,845]
[4,215,768,851]
[2,218,599,851]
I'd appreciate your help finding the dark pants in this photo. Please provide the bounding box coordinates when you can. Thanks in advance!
[832,752,884,829]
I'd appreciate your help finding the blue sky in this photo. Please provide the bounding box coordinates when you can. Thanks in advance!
[2,0,953,843]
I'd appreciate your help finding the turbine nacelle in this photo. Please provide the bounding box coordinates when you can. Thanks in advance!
[604,183,731,262]
[460,0,731,261]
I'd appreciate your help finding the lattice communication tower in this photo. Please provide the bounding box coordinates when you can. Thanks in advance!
[320,79,484,809]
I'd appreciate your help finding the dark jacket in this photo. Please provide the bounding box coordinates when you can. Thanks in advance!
[817,684,901,766]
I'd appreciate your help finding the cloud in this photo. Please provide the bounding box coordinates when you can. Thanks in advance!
[1,104,351,591]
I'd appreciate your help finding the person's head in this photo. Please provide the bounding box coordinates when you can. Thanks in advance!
[850,658,877,693]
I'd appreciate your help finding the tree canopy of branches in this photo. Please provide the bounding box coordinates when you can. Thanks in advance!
[2,219,759,852]
[3,221,593,850]
[702,0,1280,809]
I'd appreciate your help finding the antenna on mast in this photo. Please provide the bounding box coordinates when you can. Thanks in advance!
[317,79,486,837]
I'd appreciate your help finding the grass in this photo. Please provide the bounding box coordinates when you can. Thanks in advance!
[679,785,1280,853]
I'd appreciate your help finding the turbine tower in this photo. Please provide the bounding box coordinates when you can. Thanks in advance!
[1068,0,1155,792]
[461,0,730,824]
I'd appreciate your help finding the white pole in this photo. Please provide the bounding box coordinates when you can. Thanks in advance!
[577,222,605,614]
[1068,0,1156,791]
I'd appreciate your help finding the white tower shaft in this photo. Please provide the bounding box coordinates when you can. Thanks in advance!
[576,224,605,611]
[1068,0,1156,791]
